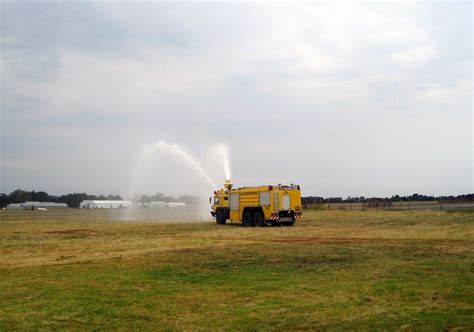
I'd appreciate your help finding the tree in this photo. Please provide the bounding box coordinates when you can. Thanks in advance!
[138,195,151,203]
[10,190,32,203]
[31,191,51,202]
[150,193,165,201]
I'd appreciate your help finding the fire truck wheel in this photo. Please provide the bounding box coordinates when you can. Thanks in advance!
[216,209,226,225]
[242,211,252,227]
[253,211,264,227]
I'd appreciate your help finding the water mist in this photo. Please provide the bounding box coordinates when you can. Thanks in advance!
[122,141,231,222]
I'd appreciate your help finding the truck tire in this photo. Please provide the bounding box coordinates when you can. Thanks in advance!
[253,211,264,227]
[216,209,226,225]
[242,211,252,227]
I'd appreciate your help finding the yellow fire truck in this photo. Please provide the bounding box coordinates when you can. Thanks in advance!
[211,181,302,226]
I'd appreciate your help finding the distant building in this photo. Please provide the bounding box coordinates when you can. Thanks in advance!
[79,200,132,209]
[133,202,149,208]
[6,201,68,210]
[149,201,167,208]
[148,201,186,208]
[166,202,186,208]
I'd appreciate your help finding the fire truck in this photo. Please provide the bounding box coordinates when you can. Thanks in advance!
[211,181,302,226]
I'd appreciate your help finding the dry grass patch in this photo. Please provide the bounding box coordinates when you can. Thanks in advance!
[0,209,473,330]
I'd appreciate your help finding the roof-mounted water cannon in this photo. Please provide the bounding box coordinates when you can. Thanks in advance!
[224,180,232,190]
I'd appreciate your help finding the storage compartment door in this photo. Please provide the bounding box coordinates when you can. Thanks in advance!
[230,193,240,211]
[259,192,270,206]
[282,195,290,210]
[229,193,240,221]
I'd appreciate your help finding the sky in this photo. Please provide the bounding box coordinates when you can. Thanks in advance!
[0,1,472,198]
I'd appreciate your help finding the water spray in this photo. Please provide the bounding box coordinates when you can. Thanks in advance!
[215,144,232,181]
[147,141,218,189]
[124,141,231,221]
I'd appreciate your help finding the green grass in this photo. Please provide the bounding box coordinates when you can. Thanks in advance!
[0,209,473,330]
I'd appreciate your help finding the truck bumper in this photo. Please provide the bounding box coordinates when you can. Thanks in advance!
[270,211,302,222]
[270,212,293,221]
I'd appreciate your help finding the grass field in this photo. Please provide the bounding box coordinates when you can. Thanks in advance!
[0,209,473,330]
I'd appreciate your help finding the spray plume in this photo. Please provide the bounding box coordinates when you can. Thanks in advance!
[123,141,230,221]
[149,141,218,189]
[216,144,231,181]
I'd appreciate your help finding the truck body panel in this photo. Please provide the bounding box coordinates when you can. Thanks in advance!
[211,181,302,226]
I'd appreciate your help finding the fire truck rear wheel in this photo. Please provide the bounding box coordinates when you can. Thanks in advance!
[253,211,264,227]
[242,211,252,227]
[216,209,226,225]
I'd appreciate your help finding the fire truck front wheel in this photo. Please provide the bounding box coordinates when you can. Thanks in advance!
[216,209,226,225]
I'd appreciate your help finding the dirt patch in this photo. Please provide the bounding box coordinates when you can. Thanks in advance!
[269,237,395,244]
[45,229,97,234]
[271,237,323,244]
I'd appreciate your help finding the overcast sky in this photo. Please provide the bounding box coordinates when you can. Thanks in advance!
[1,1,472,198]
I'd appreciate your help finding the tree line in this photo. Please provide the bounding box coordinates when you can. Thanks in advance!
[0,190,123,209]
[302,193,474,205]
[0,189,202,208]
[2,189,472,209]
[134,194,201,205]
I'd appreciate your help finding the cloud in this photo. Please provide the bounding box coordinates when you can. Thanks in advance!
[392,45,437,65]
[415,79,472,104]
[1,2,472,197]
